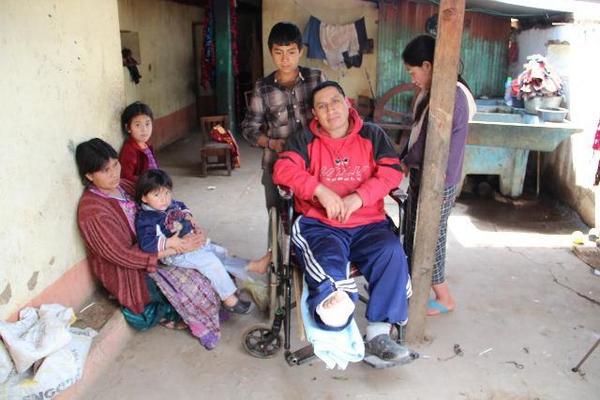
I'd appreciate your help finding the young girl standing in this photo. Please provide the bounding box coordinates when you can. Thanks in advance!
[119,102,159,182]
[401,35,476,316]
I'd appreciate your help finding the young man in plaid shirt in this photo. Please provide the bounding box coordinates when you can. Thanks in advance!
[241,22,325,209]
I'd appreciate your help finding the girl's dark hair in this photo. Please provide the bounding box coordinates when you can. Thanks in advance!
[402,34,471,123]
[310,80,346,109]
[75,138,118,187]
[121,101,154,136]
[135,169,173,204]
[268,22,303,50]
[402,34,435,68]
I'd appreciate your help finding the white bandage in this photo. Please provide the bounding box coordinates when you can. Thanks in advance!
[315,290,355,328]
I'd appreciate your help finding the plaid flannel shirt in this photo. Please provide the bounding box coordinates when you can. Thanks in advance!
[241,66,325,167]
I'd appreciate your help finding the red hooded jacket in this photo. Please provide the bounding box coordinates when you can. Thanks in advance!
[273,108,403,228]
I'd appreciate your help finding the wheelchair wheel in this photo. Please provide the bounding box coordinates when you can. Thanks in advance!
[242,324,282,359]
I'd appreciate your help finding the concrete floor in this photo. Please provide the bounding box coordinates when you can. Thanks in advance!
[84,133,599,400]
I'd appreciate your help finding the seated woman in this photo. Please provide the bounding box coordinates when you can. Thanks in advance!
[75,138,223,349]
[273,81,412,362]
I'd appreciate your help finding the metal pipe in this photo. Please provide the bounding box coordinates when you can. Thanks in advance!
[571,337,600,372]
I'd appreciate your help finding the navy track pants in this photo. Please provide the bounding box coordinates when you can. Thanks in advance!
[291,216,411,331]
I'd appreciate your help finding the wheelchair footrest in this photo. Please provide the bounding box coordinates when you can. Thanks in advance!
[285,345,316,366]
[363,350,419,369]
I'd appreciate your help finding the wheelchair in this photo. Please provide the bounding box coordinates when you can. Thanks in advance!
[241,188,414,367]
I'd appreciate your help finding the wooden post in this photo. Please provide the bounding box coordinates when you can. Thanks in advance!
[214,0,236,133]
[406,0,466,342]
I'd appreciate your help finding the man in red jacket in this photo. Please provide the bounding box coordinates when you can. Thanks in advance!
[273,81,412,362]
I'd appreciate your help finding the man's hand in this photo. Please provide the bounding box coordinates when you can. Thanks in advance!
[341,193,363,223]
[399,161,409,174]
[314,184,345,221]
[269,138,286,153]
[257,135,285,153]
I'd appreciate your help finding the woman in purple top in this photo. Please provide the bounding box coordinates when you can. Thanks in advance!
[400,35,475,316]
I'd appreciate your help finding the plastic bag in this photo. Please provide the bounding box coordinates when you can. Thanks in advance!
[0,305,74,373]
[0,341,14,384]
[0,327,96,400]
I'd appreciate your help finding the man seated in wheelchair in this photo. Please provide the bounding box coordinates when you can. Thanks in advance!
[273,81,412,362]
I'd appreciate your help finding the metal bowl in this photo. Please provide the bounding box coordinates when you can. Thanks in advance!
[537,107,568,123]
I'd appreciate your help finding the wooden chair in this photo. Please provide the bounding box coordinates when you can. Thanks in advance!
[199,115,232,177]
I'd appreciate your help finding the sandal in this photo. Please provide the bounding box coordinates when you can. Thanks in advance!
[223,298,252,314]
[159,320,188,330]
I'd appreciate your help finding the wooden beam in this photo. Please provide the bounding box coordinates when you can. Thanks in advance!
[406,0,466,342]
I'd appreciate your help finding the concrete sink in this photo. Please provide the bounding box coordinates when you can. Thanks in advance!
[462,103,583,197]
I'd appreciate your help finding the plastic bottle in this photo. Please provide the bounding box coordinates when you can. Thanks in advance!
[504,77,513,106]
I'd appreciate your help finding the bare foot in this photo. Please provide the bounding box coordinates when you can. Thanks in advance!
[223,294,239,307]
[159,320,188,330]
[246,250,271,274]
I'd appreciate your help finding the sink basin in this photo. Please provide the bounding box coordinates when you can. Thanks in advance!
[468,113,579,151]
[473,112,523,123]
[462,103,583,197]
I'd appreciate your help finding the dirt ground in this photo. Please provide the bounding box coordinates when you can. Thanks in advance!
[83,134,599,400]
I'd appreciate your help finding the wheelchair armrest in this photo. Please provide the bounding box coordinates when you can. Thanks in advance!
[277,185,294,200]
[389,188,408,205]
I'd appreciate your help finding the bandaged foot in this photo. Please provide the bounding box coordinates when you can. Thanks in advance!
[316,290,355,328]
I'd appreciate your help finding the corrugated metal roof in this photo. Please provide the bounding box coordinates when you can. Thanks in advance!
[376,0,510,119]
[410,0,574,16]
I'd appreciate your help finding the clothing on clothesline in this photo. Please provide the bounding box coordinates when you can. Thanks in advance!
[122,48,141,84]
[303,16,369,69]
[302,16,326,60]
[343,17,369,68]
[320,20,360,70]
[201,0,239,91]
[201,6,216,90]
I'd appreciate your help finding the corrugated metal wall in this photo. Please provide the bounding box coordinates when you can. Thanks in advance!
[376,0,511,117]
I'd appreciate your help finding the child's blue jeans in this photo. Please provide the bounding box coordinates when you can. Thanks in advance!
[162,242,248,300]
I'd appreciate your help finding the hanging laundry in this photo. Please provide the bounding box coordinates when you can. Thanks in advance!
[319,20,360,70]
[201,6,216,90]
[343,18,369,68]
[122,48,141,84]
[201,0,240,112]
[314,17,370,70]
[303,16,327,60]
